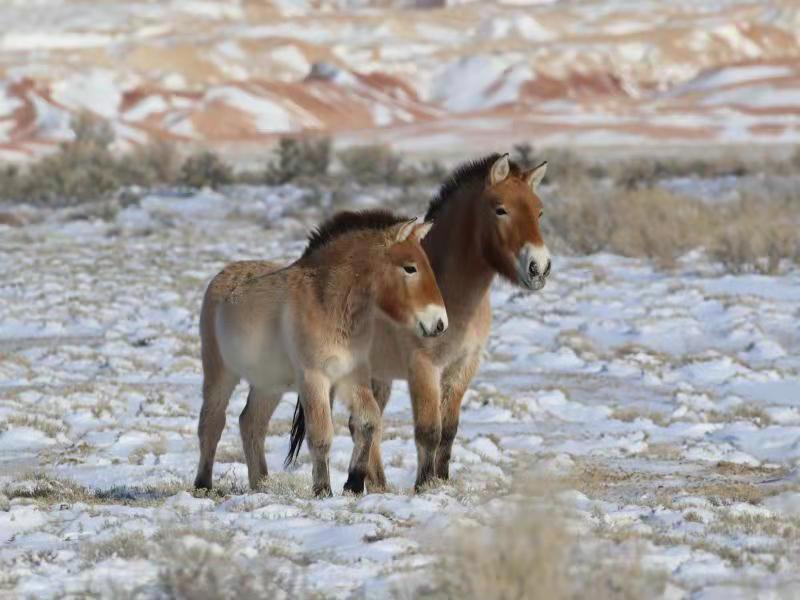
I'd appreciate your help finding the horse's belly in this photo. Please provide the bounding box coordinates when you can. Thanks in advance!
[216,307,294,389]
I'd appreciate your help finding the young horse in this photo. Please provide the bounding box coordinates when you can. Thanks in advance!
[194,209,447,497]
[287,153,551,491]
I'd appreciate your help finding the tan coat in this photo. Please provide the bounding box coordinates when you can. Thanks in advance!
[194,211,446,496]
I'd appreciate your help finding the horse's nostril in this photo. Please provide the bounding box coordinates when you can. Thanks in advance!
[436,319,445,334]
[543,259,551,278]
[528,261,539,278]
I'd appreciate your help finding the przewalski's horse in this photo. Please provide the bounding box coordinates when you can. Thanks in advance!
[194,209,447,497]
[287,153,550,491]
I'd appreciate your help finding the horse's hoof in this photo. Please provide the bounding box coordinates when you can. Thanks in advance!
[313,485,333,498]
[343,471,366,495]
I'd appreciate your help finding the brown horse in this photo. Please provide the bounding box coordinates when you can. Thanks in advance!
[287,153,550,491]
[194,209,447,497]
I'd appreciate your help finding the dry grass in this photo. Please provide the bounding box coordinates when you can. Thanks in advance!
[79,525,309,599]
[545,173,800,273]
[684,511,704,523]
[611,406,670,427]
[1,471,190,507]
[512,143,800,189]
[713,462,786,477]
[255,472,314,499]
[710,511,785,538]
[546,186,711,267]
[419,504,571,599]
[82,531,150,562]
[1,414,65,437]
[156,544,306,600]
[2,472,91,503]
[727,404,773,427]
[416,478,667,600]
[688,481,765,507]
[128,436,168,465]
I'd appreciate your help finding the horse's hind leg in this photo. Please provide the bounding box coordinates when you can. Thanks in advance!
[240,386,282,490]
[365,379,391,493]
[194,366,239,490]
[299,371,333,497]
[343,376,381,495]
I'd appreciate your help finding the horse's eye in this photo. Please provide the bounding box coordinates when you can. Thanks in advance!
[539,211,543,218]
[495,206,508,216]
[403,265,417,274]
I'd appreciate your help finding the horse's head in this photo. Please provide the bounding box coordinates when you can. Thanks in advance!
[377,218,448,337]
[478,154,551,291]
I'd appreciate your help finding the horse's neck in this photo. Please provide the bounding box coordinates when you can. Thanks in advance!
[424,194,495,326]
[307,246,377,339]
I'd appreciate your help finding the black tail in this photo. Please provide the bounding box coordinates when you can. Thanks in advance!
[284,399,306,468]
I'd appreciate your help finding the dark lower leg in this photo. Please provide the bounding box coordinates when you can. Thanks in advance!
[414,422,441,491]
[435,419,459,480]
[343,390,379,495]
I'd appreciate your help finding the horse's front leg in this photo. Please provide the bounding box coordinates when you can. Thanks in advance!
[340,367,381,495]
[436,352,480,480]
[408,354,442,492]
[298,369,333,498]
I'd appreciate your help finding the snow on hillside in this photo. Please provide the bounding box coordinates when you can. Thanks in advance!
[1,184,800,597]
[0,0,799,159]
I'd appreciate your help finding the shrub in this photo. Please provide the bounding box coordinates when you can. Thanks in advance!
[708,195,800,274]
[121,139,180,186]
[418,478,666,600]
[17,113,120,204]
[156,538,303,599]
[0,165,23,200]
[178,151,234,189]
[337,144,404,185]
[0,113,182,205]
[426,507,569,599]
[512,144,606,182]
[612,153,756,190]
[546,177,800,272]
[512,142,535,166]
[546,186,712,267]
[265,137,331,184]
[416,158,448,183]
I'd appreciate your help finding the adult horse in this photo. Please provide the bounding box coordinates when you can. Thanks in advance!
[288,154,551,491]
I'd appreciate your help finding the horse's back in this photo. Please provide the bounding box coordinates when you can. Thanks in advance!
[205,260,283,304]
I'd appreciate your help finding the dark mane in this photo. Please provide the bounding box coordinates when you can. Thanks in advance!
[425,153,521,222]
[302,209,408,258]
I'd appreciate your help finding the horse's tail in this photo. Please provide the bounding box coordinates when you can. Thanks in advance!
[284,399,305,468]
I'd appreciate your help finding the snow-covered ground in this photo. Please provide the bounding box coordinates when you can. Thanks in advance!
[1,186,800,597]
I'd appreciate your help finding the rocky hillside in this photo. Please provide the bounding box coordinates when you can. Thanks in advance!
[1,0,799,160]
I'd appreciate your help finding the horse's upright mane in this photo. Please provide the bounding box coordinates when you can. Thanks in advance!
[302,209,407,258]
[425,153,521,222]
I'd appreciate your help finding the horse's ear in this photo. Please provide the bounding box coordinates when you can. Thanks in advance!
[488,154,511,186]
[412,222,433,241]
[394,217,418,242]
[524,161,547,191]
